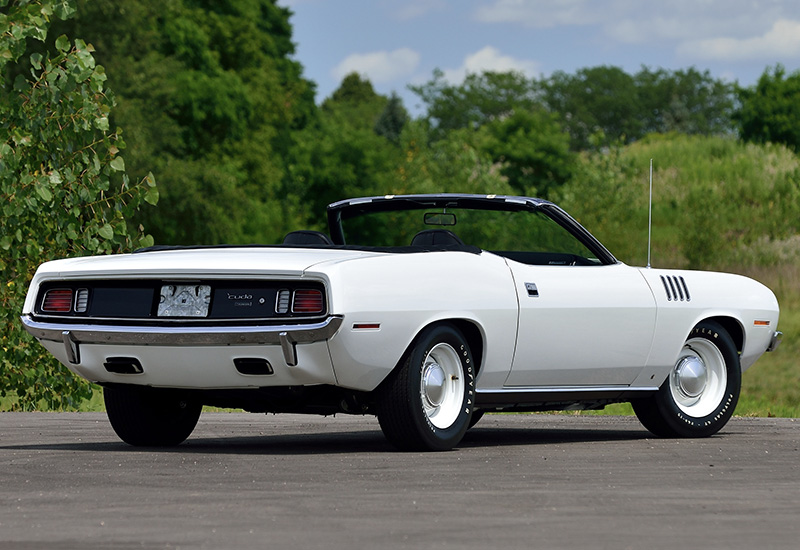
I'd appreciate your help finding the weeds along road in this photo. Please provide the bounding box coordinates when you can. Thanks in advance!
[1,413,798,549]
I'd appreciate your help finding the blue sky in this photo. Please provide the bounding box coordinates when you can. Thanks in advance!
[279,0,800,114]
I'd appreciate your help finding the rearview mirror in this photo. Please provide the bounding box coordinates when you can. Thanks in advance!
[424,212,457,226]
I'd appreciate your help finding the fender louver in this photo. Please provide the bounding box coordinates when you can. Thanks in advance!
[660,275,691,302]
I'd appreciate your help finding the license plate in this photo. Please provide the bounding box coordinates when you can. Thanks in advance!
[158,284,212,317]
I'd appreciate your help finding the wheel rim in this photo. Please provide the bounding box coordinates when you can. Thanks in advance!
[670,337,727,417]
[420,343,465,429]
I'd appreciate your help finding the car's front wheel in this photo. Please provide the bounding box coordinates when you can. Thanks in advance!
[104,385,202,446]
[633,321,740,437]
[376,324,475,451]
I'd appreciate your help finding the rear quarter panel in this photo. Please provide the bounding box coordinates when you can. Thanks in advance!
[316,251,519,391]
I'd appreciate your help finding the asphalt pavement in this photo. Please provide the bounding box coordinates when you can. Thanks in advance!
[1,412,798,549]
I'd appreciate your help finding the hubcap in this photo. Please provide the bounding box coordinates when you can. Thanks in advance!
[422,362,446,407]
[674,355,707,398]
[419,343,465,430]
[669,338,727,417]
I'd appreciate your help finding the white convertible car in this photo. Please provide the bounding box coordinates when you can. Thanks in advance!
[22,194,781,450]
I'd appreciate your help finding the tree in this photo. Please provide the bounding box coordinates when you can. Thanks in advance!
[1,0,157,409]
[635,67,735,136]
[48,0,317,245]
[374,92,409,145]
[479,109,574,197]
[540,66,736,150]
[410,69,540,134]
[541,66,642,150]
[738,65,800,151]
[289,74,399,227]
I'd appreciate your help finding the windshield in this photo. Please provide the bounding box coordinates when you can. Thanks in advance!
[338,205,603,266]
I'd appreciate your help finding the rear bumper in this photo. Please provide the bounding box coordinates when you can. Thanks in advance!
[20,314,343,367]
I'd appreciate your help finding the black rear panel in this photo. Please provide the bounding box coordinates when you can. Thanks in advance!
[33,280,328,323]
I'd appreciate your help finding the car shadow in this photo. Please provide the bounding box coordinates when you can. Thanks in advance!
[0,424,657,456]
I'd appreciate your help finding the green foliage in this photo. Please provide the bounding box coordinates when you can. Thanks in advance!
[543,66,642,150]
[738,64,800,151]
[46,0,316,245]
[374,92,409,145]
[558,134,800,269]
[635,67,736,136]
[479,109,574,197]
[288,73,399,227]
[410,69,539,133]
[1,0,157,410]
[396,122,511,196]
[542,66,736,150]
[410,70,574,197]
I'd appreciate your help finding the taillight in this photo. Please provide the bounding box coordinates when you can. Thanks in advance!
[42,289,73,312]
[292,289,324,314]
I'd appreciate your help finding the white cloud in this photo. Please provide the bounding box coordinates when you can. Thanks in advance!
[678,19,800,61]
[442,46,540,83]
[331,48,421,84]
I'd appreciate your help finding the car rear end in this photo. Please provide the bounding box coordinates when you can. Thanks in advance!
[20,247,367,390]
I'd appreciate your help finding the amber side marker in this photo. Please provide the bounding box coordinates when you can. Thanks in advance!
[754,320,771,326]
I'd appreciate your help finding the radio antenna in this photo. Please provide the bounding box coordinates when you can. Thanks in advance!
[647,158,653,268]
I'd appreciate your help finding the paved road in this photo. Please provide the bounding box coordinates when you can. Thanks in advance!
[1,413,798,549]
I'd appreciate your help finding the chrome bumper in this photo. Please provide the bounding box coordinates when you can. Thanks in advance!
[20,314,343,367]
[767,331,782,353]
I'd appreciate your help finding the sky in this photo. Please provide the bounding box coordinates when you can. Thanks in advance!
[278,0,800,114]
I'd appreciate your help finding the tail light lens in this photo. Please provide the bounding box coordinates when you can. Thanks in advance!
[42,289,74,312]
[292,289,324,314]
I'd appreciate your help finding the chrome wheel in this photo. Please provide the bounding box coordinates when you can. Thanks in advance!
[420,343,465,429]
[670,337,728,418]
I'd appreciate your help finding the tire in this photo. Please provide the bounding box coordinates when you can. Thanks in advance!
[104,385,202,446]
[633,321,740,438]
[468,410,485,429]
[376,324,476,451]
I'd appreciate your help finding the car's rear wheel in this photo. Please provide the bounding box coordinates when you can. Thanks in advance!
[376,324,475,451]
[104,385,202,446]
[633,321,740,437]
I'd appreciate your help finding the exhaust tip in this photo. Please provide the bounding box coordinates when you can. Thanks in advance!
[234,358,274,376]
[104,357,144,375]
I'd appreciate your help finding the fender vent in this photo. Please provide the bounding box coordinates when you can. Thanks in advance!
[660,275,691,302]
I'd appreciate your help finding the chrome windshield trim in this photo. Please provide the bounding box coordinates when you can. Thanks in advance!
[21,314,343,349]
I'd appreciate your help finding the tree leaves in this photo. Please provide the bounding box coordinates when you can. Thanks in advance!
[1,0,158,410]
[109,156,125,171]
